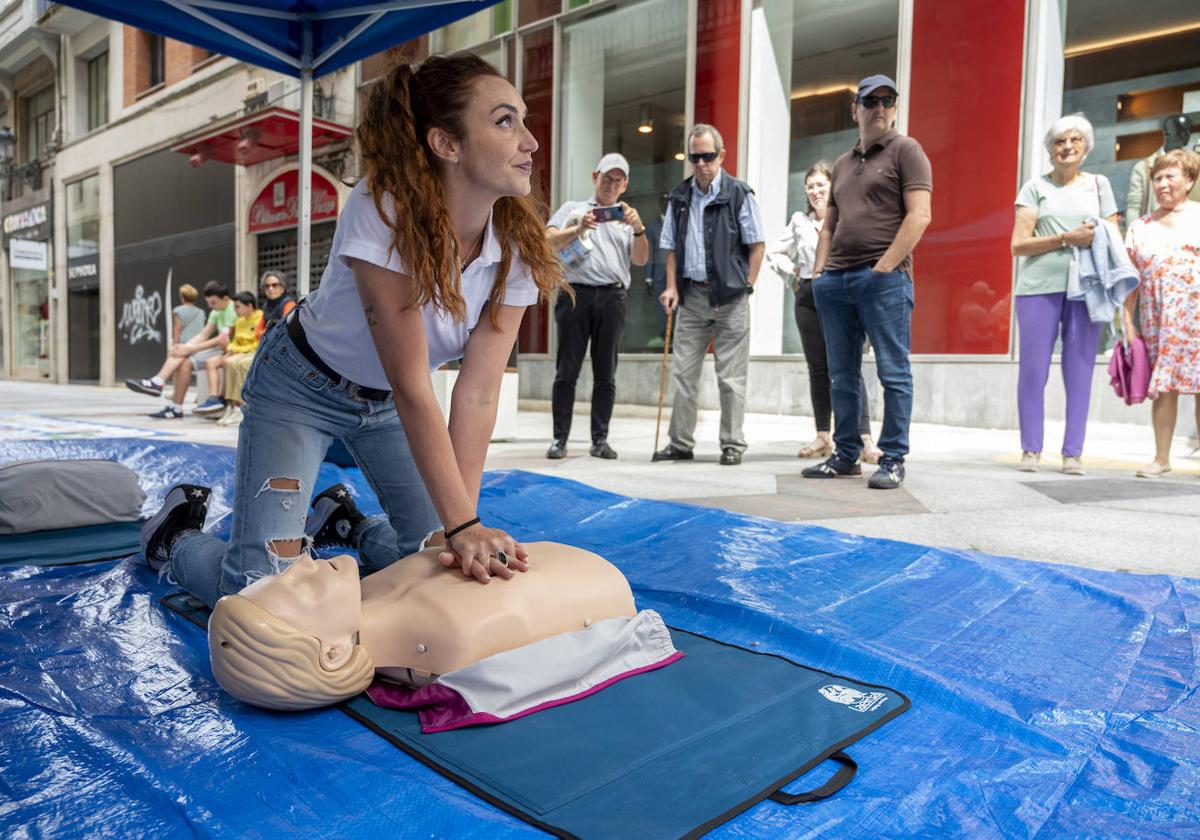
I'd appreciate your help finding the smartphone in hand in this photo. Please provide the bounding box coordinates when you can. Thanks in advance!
[591,205,625,223]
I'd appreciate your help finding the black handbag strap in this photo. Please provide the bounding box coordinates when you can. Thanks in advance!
[769,751,857,805]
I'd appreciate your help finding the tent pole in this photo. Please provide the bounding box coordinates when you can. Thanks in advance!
[298,20,314,298]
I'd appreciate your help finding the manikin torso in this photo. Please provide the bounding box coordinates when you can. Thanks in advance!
[240,541,636,684]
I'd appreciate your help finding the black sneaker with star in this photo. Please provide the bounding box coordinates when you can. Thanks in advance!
[140,484,210,571]
[306,483,366,549]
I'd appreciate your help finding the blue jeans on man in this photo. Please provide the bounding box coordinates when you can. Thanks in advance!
[812,264,914,463]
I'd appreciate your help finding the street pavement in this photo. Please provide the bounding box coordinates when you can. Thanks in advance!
[2,380,1197,578]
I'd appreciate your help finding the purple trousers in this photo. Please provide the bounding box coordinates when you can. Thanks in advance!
[1015,292,1102,457]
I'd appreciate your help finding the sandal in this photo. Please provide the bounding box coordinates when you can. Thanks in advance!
[797,437,833,459]
[861,436,883,465]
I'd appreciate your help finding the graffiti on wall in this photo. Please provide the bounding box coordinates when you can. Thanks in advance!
[117,284,163,346]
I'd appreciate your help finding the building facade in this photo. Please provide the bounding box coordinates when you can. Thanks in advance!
[0,4,359,387]
[1,0,1197,431]
[422,0,1200,428]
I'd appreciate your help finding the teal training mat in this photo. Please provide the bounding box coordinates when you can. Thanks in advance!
[163,592,909,839]
[0,520,144,566]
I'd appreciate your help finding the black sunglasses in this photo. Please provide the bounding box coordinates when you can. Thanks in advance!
[687,151,719,164]
[858,94,897,109]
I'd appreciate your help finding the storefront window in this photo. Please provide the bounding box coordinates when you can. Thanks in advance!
[11,269,49,376]
[1062,5,1200,352]
[759,0,899,352]
[67,177,100,260]
[557,0,687,352]
[66,176,101,381]
[518,0,560,28]
[442,1,512,51]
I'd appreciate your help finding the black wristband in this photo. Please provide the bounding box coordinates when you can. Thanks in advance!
[444,516,480,540]
[633,228,646,237]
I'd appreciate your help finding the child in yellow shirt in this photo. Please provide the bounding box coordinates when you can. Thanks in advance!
[206,291,263,426]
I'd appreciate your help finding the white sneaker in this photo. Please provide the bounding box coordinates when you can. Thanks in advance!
[1017,452,1040,472]
[1136,461,1171,478]
[222,406,243,427]
[1061,456,1085,476]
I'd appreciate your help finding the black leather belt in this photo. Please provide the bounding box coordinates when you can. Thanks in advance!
[686,278,709,287]
[286,312,391,402]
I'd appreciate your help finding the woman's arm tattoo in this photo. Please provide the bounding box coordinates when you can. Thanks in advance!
[364,304,379,328]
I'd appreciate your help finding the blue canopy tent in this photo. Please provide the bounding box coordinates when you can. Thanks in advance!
[59,0,502,295]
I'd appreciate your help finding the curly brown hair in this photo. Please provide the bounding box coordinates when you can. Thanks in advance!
[357,52,564,325]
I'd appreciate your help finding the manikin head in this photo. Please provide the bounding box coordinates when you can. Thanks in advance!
[208,554,374,711]
[1162,114,1193,153]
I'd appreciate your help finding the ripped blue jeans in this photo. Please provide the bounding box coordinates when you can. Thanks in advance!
[169,324,440,608]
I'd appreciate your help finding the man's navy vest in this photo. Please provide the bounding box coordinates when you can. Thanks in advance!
[668,171,755,305]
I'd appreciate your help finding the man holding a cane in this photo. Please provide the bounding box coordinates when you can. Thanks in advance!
[655,124,764,466]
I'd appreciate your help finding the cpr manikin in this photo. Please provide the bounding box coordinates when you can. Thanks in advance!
[208,541,638,711]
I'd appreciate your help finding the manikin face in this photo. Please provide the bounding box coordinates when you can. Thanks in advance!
[805,173,830,213]
[452,74,539,200]
[1152,164,1194,211]
[241,554,362,670]
[593,168,628,206]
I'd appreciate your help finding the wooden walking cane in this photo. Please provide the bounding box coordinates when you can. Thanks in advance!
[652,308,674,460]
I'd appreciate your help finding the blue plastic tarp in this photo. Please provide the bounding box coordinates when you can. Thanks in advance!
[1,437,1198,838]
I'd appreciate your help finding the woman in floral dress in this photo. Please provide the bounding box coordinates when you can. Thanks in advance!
[1123,148,1200,478]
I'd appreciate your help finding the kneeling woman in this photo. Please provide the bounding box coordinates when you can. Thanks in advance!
[142,53,562,606]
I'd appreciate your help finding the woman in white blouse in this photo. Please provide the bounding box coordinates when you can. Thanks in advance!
[140,54,565,609]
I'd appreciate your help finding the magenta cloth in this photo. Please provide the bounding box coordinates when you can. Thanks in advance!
[1108,337,1151,405]
[366,651,684,733]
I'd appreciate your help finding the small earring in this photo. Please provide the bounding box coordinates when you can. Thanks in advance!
[452,156,459,164]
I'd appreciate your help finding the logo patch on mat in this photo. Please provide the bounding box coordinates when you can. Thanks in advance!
[818,684,888,713]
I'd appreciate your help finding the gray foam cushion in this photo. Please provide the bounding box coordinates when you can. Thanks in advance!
[0,459,146,534]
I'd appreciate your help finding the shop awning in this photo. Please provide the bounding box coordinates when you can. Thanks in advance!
[172,107,353,168]
[58,0,503,295]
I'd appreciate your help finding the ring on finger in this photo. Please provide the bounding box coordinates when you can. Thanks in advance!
[489,550,509,567]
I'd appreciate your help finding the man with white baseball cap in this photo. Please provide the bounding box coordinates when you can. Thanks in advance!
[544,153,649,460]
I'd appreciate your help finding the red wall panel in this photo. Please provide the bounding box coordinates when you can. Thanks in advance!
[907,0,1025,354]
[694,0,741,175]
[518,26,555,354]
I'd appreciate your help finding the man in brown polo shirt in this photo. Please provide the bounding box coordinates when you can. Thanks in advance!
[802,74,932,489]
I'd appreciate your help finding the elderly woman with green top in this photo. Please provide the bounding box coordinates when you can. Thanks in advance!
[1010,114,1118,475]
